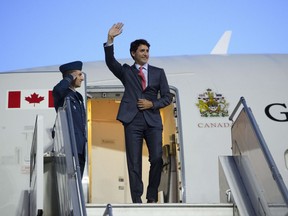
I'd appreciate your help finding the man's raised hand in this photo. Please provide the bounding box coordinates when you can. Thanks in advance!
[107,22,124,44]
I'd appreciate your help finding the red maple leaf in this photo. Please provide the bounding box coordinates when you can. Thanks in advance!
[25,92,44,106]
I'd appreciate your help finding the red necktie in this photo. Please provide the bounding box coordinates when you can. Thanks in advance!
[138,66,146,90]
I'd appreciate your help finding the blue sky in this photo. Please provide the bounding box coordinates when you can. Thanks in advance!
[0,0,287,72]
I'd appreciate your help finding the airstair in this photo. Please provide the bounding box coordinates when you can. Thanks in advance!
[86,203,233,216]
[219,97,288,216]
[29,97,288,216]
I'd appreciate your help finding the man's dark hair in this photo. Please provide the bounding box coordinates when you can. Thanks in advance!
[130,39,150,59]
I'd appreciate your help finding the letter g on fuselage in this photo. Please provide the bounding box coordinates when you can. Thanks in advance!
[265,103,288,122]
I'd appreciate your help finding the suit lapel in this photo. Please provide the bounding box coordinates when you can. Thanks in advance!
[147,65,153,87]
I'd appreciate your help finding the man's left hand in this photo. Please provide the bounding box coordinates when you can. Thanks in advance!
[137,99,153,110]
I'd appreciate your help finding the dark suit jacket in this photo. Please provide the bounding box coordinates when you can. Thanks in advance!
[104,44,172,127]
[53,74,87,155]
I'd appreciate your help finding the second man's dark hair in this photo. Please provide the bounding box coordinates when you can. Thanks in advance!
[130,39,150,59]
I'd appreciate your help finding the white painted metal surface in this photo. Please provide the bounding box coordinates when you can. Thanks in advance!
[86,203,234,216]
[29,115,44,215]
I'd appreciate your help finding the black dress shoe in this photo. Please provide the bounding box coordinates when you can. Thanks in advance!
[134,198,142,203]
[147,199,156,203]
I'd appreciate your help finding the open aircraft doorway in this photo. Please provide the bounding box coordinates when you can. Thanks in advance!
[86,86,182,204]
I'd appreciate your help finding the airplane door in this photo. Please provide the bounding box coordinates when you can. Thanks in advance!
[86,87,181,204]
[90,120,127,203]
[87,89,135,203]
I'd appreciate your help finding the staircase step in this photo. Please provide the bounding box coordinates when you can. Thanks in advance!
[86,203,234,216]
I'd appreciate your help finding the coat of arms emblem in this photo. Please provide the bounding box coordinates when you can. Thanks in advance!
[196,88,229,117]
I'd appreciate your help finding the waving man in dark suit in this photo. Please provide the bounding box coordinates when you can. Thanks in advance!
[104,22,173,203]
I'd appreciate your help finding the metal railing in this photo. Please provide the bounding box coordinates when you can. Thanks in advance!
[29,115,44,216]
[53,97,87,216]
[230,97,288,205]
[228,97,288,215]
[102,204,113,216]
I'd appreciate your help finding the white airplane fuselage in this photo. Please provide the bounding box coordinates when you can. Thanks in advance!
[0,54,288,215]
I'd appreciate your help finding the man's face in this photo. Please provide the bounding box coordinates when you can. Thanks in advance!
[132,44,149,65]
[72,70,84,88]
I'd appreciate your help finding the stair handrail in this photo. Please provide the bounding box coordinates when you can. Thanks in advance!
[229,96,288,205]
[102,203,113,216]
[64,97,87,216]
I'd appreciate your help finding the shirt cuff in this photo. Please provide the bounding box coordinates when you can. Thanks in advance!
[104,42,113,47]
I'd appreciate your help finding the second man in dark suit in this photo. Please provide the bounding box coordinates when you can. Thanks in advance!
[104,23,173,203]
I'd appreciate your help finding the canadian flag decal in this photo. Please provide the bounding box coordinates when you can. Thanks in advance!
[7,90,54,109]
[8,91,21,108]
[25,92,45,106]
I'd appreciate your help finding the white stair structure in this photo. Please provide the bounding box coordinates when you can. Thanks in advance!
[86,203,234,216]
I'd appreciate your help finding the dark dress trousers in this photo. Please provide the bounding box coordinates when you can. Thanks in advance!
[53,74,87,178]
[104,44,172,203]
